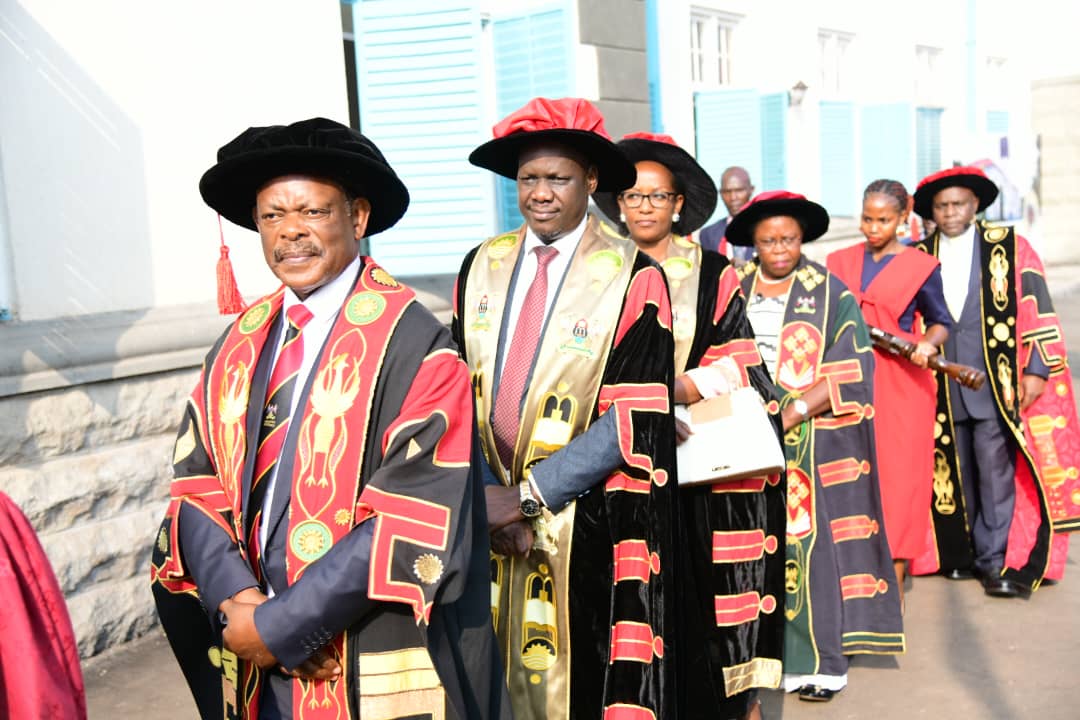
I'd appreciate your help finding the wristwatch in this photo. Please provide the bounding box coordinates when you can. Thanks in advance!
[519,477,542,518]
[793,398,809,420]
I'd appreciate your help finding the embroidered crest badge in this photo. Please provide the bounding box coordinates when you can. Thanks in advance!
[558,315,600,358]
[413,553,444,585]
[238,301,272,334]
[346,291,387,325]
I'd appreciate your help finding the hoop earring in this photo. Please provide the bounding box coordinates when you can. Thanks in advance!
[672,212,681,223]
[619,213,627,223]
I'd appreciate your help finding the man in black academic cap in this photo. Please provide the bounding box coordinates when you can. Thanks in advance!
[909,166,1080,598]
[150,118,509,720]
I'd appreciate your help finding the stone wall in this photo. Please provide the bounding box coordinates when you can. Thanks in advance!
[0,301,228,658]
[0,290,451,658]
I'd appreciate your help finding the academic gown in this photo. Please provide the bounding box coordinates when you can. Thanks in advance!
[664,240,786,719]
[910,223,1080,587]
[150,259,509,720]
[739,256,904,680]
[0,492,87,720]
[454,216,678,720]
[827,244,941,560]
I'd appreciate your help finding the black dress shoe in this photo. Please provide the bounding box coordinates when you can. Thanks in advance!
[943,567,974,580]
[981,575,1032,599]
[798,684,840,702]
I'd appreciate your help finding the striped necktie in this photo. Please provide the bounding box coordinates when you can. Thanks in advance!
[247,304,314,552]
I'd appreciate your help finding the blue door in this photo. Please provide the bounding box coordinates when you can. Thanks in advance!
[819,101,857,217]
[354,1,489,276]
[694,88,761,226]
[861,103,914,191]
[916,107,944,180]
[492,4,573,231]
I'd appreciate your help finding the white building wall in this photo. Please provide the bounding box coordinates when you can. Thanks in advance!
[0,1,348,322]
[653,0,1032,204]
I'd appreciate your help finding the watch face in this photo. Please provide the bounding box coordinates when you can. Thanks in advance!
[520,498,542,518]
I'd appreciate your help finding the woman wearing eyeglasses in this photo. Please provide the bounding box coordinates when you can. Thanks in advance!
[729,192,903,703]
[595,133,783,720]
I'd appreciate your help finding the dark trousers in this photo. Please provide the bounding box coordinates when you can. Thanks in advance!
[259,671,293,720]
[953,416,1016,574]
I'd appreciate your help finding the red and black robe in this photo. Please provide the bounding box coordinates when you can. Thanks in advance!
[150,259,508,720]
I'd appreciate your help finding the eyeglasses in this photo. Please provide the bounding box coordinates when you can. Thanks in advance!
[620,191,678,208]
[756,236,800,250]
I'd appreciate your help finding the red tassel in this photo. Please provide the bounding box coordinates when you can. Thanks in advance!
[215,215,245,315]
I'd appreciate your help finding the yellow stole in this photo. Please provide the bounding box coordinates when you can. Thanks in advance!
[659,236,702,375]
[462,216,638,718]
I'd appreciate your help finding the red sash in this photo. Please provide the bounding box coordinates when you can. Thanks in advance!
[828,244,939,558]
[204,260,416,718]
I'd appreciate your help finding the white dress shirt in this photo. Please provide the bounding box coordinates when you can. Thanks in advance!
[258,254,363,585]
[499,214,588,374]
[938,224,977,320]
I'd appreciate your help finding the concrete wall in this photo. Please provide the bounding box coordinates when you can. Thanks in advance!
[0,0,351,659]
[1031,76,1080,266]
[577,0,651,138]
[0,1,349,323]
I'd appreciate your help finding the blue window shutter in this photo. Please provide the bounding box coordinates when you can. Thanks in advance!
[861,103,915,191]
[986,110,1009,134]
[916,107,944,179]
[759,93,787,191]
[819,101,857,217]
[492,6,572,231]
[354,1,489,276]
[694,88,761,226]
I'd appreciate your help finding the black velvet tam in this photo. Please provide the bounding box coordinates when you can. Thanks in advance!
[199,117,409,236]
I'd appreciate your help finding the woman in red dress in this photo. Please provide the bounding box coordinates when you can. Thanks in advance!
[826,179,952,607]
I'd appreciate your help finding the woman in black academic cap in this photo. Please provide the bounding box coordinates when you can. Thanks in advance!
[595,133,783,720]
[728,192,904,702]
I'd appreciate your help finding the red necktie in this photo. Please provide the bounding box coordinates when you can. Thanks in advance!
[493,245,558,470]
[247,304,313,554]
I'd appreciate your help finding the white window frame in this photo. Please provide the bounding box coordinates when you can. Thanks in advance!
[818,29,854,99]
[689,8,739,88]
[915,44,945,108]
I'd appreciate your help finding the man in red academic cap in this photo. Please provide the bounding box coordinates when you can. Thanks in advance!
[452,97,678,719]
[909,166,1080,598]
[150,118,509,720]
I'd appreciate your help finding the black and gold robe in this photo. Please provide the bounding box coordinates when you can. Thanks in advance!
[739,256,904,680]
[453,216,677,720]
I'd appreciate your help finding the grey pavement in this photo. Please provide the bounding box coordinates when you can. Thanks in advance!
[82,264,1080,720]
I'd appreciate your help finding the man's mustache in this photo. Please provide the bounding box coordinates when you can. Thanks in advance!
[274,243,322,261]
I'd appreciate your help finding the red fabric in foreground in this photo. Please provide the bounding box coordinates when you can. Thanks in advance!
[0,492,87,720]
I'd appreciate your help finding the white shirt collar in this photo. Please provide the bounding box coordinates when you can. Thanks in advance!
[522,213,589,257]
[940,223,977,247]
[281,254,362,324]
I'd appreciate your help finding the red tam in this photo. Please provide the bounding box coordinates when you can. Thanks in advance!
[492,97,612,139]
[469,97,634,191]
[621,131,679,147]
